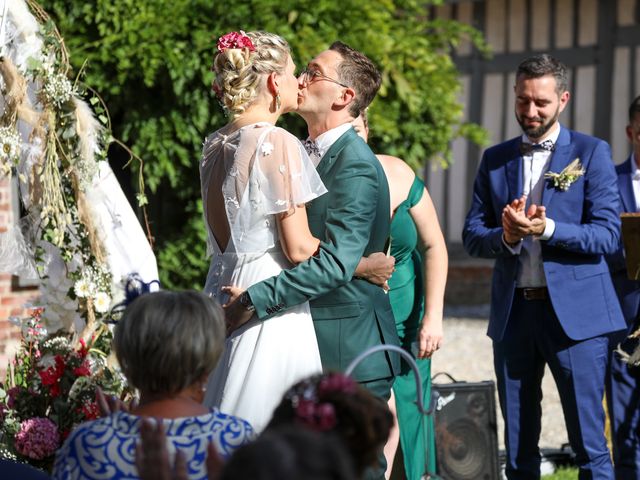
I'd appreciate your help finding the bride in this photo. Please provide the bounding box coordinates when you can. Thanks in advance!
[200,31,327,432]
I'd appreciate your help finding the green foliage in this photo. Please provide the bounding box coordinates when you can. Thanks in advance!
[38,0,488,288]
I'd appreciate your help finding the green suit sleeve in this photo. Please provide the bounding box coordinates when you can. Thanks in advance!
[247,151,380,320]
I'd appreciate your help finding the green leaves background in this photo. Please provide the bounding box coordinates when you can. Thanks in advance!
[38,0,487,289]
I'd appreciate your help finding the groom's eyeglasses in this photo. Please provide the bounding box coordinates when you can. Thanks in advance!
[299,68,349,88]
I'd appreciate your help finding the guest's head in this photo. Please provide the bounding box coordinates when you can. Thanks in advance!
[220,426,357,480]
[267,373,392,477]
[514,54,570,141]
[113,290,224,401]
[352,110,370,142]
[516,54,568,94]
[627,95,640,157]
[298,42,381,128]
[212,31,298,117]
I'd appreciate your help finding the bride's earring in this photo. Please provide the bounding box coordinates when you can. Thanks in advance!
[275,92,281,110]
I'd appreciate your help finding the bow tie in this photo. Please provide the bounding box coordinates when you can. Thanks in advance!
[304,138,321,158]
[520,139,555,154]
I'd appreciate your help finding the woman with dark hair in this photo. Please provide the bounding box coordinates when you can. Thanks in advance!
[267,372,393,479]
[220,426,357,480]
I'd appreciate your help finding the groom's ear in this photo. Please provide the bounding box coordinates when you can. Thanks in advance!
[335,87,356,108]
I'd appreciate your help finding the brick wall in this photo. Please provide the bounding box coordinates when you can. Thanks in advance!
[0,178,38,378]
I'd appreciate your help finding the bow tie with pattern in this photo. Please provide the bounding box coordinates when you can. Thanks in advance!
[304,138,321,158]
[520,139,555,154]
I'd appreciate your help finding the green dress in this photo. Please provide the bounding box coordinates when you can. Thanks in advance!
[389,175,436,479]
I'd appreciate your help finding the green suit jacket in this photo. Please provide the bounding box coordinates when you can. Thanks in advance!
[247,127,400,382]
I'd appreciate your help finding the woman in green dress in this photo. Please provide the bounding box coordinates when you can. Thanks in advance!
[354,113,448,479]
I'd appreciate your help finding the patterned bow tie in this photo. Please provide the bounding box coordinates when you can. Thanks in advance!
[520,139,555,154]
[304,138,321,158]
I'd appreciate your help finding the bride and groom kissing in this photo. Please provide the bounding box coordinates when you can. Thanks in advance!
[199,29,400,447]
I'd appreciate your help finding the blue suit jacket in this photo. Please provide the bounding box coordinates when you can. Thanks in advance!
[607,157,640,327]
[463,127,625,342]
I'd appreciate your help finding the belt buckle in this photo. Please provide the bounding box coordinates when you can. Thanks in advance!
[523,288,545,300]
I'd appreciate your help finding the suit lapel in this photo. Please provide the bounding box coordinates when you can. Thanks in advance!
[542,127,573,206]
[316,128,357,178]
[618,157,636,212]
[505,141,523,201]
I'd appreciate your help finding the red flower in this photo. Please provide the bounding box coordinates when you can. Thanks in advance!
[79,401,100,420]
[49,383,60,398]
[73,360,91,377]
[76,338,89,359]
[39,355,65,397]
[217,31,255,53]
[39,356,65,386]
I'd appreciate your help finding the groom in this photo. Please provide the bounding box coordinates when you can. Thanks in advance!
[226,41,400,401]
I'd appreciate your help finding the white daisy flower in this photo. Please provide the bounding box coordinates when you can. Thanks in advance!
[94,291,111,313]
[74,278,92,298]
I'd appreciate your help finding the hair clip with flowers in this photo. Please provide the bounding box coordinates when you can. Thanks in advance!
[216,30,255,53]
[286,373,357,432]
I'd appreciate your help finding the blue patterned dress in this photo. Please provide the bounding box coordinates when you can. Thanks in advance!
[52,409,254,479]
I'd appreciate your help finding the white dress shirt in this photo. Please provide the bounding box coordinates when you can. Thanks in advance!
[631,154,640,212]
[511,126,560,287]
[307,123,353,167]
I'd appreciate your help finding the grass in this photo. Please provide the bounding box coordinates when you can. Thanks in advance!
[541,467,578,479]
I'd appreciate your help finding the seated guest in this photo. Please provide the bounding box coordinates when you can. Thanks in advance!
[267,372,393,479]
[220,426,357,480]
[52,290,255,480]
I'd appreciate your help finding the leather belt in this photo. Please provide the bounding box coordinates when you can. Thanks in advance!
[517,287,548,301]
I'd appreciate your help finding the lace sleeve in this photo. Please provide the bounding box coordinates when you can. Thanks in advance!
[254,127,327,215]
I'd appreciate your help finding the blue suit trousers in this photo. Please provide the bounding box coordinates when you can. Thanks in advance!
[493,290,614,479]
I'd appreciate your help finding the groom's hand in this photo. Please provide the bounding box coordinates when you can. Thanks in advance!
[222,288,254,335]
[356,252,395,288]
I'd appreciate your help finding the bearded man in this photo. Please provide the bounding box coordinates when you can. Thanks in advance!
[463,54,625,480]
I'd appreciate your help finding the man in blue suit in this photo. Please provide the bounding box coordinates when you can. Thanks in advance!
[605,95,640,480]
[463,54,625,479]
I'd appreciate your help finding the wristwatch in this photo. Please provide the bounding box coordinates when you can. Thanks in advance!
[239,291,255,313]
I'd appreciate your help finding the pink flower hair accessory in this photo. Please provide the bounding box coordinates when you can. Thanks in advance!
[217,31,255,53]
[318,372,357,395]
[287,373,357,432]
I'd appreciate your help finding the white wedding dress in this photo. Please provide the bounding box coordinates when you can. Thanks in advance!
[200,122,326,432]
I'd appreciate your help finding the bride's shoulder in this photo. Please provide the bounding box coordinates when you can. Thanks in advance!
[202,128,228,149]
[266,126,303,149]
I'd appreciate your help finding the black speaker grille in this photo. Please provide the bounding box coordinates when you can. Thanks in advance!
[433,380,500,480]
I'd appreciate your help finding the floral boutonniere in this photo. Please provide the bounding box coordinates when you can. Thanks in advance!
[544,158,585,191]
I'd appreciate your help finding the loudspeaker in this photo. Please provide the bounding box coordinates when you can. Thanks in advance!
[432,378,500,480]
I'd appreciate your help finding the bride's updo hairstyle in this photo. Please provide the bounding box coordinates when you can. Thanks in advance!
[213,31,290,117]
